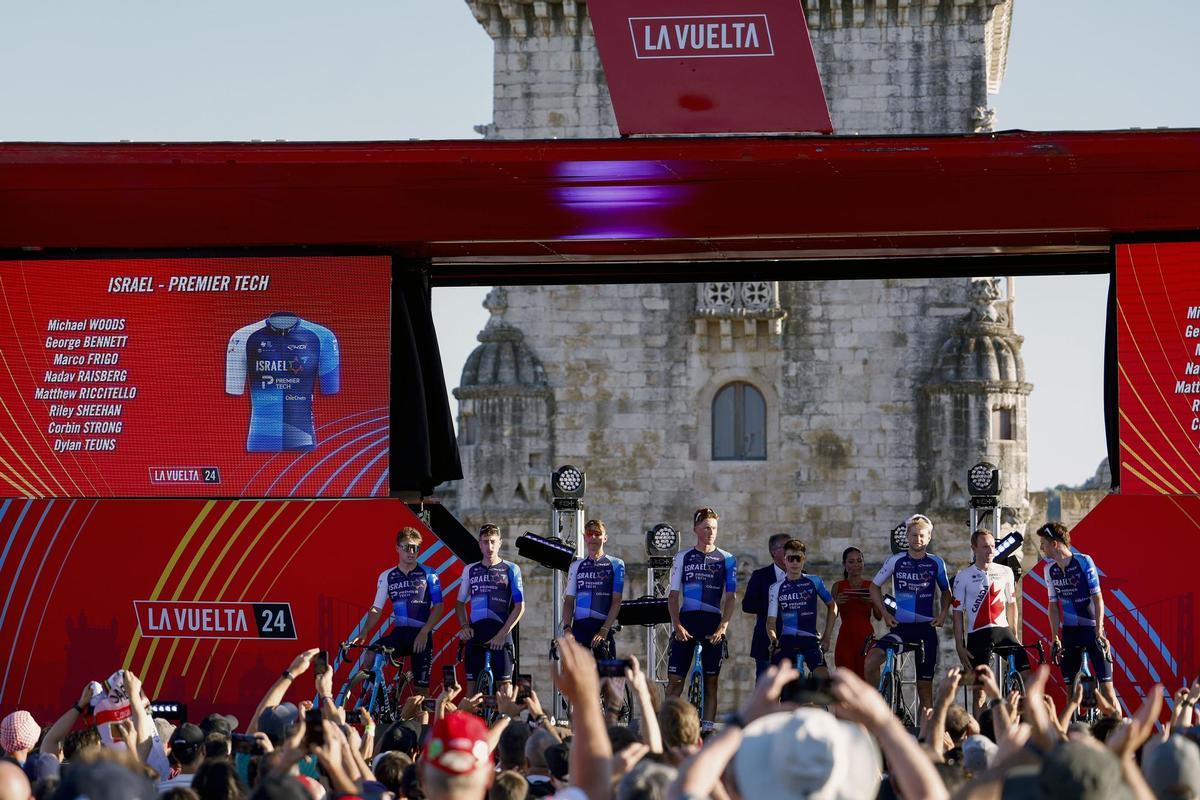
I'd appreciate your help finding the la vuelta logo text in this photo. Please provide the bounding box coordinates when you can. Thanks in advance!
[629,15,775,59]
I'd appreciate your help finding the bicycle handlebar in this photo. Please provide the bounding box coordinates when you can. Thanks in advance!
[339,641,402,667]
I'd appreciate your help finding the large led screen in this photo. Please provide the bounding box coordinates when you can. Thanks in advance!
[1116,242,1200,495]
[0,256,390,497]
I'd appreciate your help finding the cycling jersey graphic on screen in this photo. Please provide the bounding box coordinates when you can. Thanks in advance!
[225,313,341,452]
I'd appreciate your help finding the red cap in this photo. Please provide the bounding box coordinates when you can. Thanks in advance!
[422,711,493,775]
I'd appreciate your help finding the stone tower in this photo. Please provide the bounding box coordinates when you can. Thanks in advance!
[454,0,1024,710]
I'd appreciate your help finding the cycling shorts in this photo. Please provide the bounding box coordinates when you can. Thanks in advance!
[374,627,434,687]
[1059,626,1113,683]
[668,633,727,677]
[873,622,939,682]
[570,619,616,660]
[771,638,825,671]
[464,639,515,684]
[966,628,1030,672]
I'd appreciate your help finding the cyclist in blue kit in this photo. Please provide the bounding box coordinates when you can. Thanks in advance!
[666,507,737,722]
[456,524,525,695]
[561,519,626,656]
[765,539,839,677]
[866,513,951,719]
[352,526,446,692]
[1037,521,1119,712]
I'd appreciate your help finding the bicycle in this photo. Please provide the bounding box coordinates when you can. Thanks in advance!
[335,641,412,725]
[1052,640,1104,724]
[990,640,1047,699]
[865,634,922,727]
[549,631,634,724]
[459,641,512,725]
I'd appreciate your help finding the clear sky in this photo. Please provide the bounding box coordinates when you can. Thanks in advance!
[4,1,1198,490]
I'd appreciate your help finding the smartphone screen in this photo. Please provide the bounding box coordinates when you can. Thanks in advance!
[314,650,329,677]
[442,665,456,691]
[515,673,532,701]
[304,709,325,747]
[1080,676,1097,709]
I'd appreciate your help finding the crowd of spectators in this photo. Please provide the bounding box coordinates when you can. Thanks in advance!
[2,636,1198,800]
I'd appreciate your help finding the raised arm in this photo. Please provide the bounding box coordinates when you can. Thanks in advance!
[554,637,612,800]
[247,649,318,735]
[41,683,96,756]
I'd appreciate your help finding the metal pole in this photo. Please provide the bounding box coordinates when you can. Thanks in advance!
[551,505,584,720]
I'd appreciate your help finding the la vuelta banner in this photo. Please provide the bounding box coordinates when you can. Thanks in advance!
[0,256,390,498]
[1116,242,1200,494]
[0,499,466,725]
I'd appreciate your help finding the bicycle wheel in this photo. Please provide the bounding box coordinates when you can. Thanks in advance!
[880,670,911,726]
[1003,669,1024,700]
[686,669,704,719]
[477,670,496,725]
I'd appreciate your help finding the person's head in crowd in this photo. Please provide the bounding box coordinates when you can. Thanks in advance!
[478,524,502,566]
[32,775,58,800]
[0,711,39,762]
[616,760,677,800]
[155,717,178,748]
[379,722,421,759]
[783,539,807,580]
[373,751,413,795]
[398,526,423,570]
[905,513,933,554]
[607,725,642,755]
[160,789,200,800]
[204,732,232,760]
[191,759,247,800]
[524,729,559,776]
[199,714,238,740]
[768,533,791,570]
[977,705,997,743]
[1037,521,1072,560]
[495,724,530,773]
[934,762,968,793]
[0,760,31,800]
[1001,739,1125,798]
[732,708,882,800]
[419,711,493,800]
[842,546,865,580]
[488,771,527,800]
[1143,734,1200,800]
[247,775,309,800]
[658,698,701,750]
[61,727,100,762]
[1090,715,1122,744]
[401,762,425,800]
[962,734,997,776]
[170,724,206,773]
[692,508,719,550]
[543,744,569,789]
[49,757,157,800]
[945,705,978,746]
[256,704,299,748]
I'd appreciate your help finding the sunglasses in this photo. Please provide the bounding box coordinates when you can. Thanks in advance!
[399,543,419,553]
[584,530,605,538]
[1036,525,1066,542]
[693,508,719,524]
[786,555,804,563]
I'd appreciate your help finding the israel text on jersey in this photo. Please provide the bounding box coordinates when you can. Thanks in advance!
[1045,553,1102,627]
[768,574,833,639]
[872,552,950,624]
[669,548,738,617]
[226,313,341,453]
[566,555,626,622]
[373,565,443,629]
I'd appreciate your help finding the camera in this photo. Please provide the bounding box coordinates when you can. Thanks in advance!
[780,674,834,705]
[515,673,532,702]
[231,732,267,756]
[597,659,631,678]
[1077,675,1097,709]
[442,665,457,692]
[303,709,325,747]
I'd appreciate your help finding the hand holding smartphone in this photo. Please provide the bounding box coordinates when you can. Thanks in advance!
[314,650,329,677]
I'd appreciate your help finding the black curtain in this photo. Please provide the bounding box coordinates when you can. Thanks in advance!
[390,261,463,495]
[1103,263,1120,490]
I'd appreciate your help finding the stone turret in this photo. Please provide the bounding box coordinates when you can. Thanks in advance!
[464,0,1014,138]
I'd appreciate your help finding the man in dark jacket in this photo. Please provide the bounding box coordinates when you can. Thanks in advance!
[741,533,791,679]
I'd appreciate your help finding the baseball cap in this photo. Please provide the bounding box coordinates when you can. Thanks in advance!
[377,721,420,756]
[170,723,204,751]
[257,703,300,745]
[1002,741,1132,800]
[1143,734,1200,799]
[422,711,492,775]
[50,759,157,800]
[1,710,41,752]
[153,717,176,744]
[962,735,997,774]
[200,712,239,737]
[732,708,881,800]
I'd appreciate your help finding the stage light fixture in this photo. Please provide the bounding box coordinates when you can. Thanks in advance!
[552,465,585,499]
[968,461,1000,496]
[515,531,576,572]
[645,523,679,566]
[889,521,909,554]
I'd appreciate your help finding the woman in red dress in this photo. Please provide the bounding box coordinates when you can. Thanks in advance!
[831,546,880,680]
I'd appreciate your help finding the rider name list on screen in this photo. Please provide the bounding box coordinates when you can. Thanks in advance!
[0,256,391,498]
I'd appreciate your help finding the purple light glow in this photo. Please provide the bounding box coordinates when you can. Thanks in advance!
[552,160,688,240]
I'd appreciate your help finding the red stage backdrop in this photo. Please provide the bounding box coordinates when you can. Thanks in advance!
[1021,495,1197,712]
[1116,242,1200,495]
[0,257,390,498]
[0,499,466,725]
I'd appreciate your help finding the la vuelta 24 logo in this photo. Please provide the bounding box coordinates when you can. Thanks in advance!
[133,600,297,640]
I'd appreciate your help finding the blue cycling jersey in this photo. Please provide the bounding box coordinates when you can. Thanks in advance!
[226,313,340,453]
[669,547,737,617]
[457,560,524,637]
[566,555,626,622]
[768,574,833,639]
[1045,553,1102,627]
[372,565,443,629]
[872,552,950,624]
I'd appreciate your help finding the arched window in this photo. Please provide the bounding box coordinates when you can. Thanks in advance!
[712,382,767,460]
